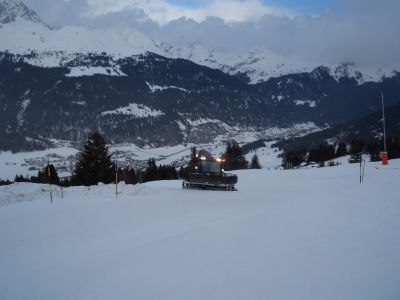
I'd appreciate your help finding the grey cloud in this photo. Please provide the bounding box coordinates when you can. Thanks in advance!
[23,0,88,27]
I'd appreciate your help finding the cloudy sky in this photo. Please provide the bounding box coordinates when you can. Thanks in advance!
[23,0,400,66]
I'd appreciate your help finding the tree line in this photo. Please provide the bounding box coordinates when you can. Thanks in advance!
[8,134,263,187]
[187,140,261,171]
[282,136,400,169]
[12,132,178,187]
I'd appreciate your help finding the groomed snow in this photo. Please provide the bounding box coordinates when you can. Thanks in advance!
[1,160,399,299]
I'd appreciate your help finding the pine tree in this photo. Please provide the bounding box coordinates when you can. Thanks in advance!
[283,150,306,169]
[158,164,167,180]
[336,142,348,157]
[307,142,336,165]
[157,164,178,180]
[72,132,115,186]
[348,139,365,164]
[0,178,12,186]
[387,135,400,159]
[60,177,72,187]
[366,141,381,162]
[327,144,336,161]
[14,174,29,182]
[224,140,248,170]
[249,153,261,169]
[166,165,178,179]
[144,158,159,182]
[223,141,232,167]
[188,146,199,170]
[123,167,137,185]
[31,164,60,184]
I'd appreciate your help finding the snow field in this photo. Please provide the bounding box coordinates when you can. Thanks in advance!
[1,160,400,299]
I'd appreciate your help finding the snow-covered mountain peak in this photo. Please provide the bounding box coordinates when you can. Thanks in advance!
[159,41,217,65]
[0,18,161,60]
[0,0,44,25]
[310,66,331,80]
[0,0,399,84]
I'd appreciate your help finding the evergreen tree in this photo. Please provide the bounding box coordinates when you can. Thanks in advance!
[366,141,381,162]
[249,153,261,169]
[348,139,365,163]
[31,164,60,185]
[123,167,137,185]
[387,135,400,159]
[144,158,159,182]
[282,150,306,169]
[166,165,178,179]
[307,143,336,165]
[14,174,29,182]
[188,146,199,170]
[59,177,72,187]
[0,179,12,186]
[336,142,348,157]
[72,132,115,186]
[224,140,248,170]
[158,164,168,180]
[327,144,336,161]
[223,141,232,169]
[157,164,178,180]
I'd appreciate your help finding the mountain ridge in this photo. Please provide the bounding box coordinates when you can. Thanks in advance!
[0,0,398,83]
[1,50,400,152]
[1,1,400,152]
[0,0,46,26]
[274,101,400,152]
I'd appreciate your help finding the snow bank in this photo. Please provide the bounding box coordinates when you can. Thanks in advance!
[1,160,399,299]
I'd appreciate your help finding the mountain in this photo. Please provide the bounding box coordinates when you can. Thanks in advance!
[161,44,399,84]
[1,50,400,151]
[0,0,398,84]
[0,15,159,57]
[1,0,400,152]
[0,0,44,25]
[275,101,400,152]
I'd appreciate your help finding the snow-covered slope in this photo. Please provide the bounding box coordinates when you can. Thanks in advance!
[0,0,43,25]
[101,103,165,118]
[1,161,399,299]
[161,43,400,83]
[0,19,160,59]
[160,44,311,83]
